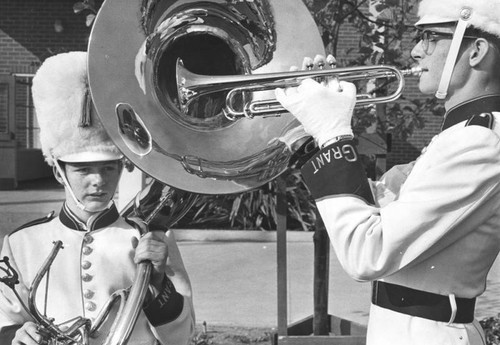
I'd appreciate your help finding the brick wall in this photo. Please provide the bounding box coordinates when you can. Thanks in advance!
[0,0,95,68]
[0,0,99,149]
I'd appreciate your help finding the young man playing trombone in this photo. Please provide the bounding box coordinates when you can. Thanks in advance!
[0,52,195,345]
[276,0,500,344]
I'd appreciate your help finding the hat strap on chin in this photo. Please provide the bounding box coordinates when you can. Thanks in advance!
[435,8,472,99]
[53,158,87,211]
[53,158,113,213]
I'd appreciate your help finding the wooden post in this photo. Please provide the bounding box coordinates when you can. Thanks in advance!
[313,216,330,335]
[276,176,288,336]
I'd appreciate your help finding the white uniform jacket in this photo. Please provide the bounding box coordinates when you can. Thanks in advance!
[301,95,500,345]
[0,203,195,345]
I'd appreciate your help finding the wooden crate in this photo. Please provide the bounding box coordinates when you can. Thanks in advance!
[274,314,367,345]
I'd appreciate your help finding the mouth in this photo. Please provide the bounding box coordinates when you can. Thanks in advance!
[88,192,108,199]
[412,65,428,78]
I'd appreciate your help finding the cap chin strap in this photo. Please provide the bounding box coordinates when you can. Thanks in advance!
[53,158,113,213]
[435,8,472,99]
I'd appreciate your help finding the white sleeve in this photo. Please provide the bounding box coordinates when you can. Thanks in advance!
[371,161,416,207]
[317,126,500,281]
[148,230,195,345]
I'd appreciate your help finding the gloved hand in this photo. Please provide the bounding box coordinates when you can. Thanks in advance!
[275,78,356,147]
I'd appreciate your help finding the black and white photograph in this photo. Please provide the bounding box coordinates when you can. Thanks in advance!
[2,1,500,344]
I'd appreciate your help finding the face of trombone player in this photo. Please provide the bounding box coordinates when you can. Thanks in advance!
[411,24,500,108]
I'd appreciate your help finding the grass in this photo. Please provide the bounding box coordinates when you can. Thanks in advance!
[191,324,273,345]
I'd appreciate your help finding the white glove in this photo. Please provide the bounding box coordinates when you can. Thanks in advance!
[275,78,356,147]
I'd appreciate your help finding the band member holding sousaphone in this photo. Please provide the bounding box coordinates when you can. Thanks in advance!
[0,52,195,345]
[276,0,500,344]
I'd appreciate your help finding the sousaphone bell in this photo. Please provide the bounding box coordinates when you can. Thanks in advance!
[88,0,325,195]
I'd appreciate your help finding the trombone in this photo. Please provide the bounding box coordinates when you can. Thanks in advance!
[176,58,424,120]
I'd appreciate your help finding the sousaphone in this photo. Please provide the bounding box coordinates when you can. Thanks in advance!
[88,0,325,194]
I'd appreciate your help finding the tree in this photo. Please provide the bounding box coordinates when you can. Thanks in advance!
[73,0,98,27]
[305,0,444,141]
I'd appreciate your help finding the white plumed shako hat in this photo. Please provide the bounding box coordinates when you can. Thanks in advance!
[415,0,500,37]
[32,51,122,166]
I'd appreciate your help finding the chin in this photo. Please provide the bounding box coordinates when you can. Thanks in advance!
[418,81,438,96]
[85,201,111,213]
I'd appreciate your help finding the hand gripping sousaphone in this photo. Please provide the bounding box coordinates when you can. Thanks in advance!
[87,0,324,194]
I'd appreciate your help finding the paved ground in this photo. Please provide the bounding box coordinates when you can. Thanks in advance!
[1,177,500,332]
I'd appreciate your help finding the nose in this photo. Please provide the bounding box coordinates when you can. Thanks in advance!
[89,172,105,186]
[411,40,424,61]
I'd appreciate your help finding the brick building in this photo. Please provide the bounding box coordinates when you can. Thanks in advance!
[0,0,97,188]
[0,0,443,189]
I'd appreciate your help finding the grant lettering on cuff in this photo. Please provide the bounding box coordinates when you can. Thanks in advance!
[301,139,375,204]
[143,276,184,326]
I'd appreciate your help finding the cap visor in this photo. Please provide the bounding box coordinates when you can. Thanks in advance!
[59,151,123,163]
[415,15,456,29]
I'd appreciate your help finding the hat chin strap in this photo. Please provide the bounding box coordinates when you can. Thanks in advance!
[53,158,113,213]
[435,9,472,99]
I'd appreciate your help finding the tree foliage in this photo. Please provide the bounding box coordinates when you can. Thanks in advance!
[481,314,500,345]
[73,0,97,27]
[304,0,445,141]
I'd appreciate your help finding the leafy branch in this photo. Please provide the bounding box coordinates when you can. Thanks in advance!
[73,0,97,27]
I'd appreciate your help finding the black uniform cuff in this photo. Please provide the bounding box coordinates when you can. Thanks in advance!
[301,139,374,204]
[143,276,184,326]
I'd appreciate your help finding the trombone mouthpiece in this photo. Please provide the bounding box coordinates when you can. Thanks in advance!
[402,67,427,77]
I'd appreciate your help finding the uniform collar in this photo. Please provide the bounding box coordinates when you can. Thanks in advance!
[60,202,120,232]
[441,95,500,131]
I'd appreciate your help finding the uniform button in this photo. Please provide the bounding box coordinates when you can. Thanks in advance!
[84,235,94,244]
[85,301,97,311]
[82,246,93,255]
[82,261,92,270]
[83,289,94,299]
[82,273,93,282]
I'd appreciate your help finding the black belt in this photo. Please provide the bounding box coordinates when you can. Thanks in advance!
[372,281,475,324]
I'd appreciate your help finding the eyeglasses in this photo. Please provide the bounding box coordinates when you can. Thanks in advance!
[417,30,478,55]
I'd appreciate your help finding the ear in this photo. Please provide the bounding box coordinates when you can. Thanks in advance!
[52,165,65,185]
[469,38,491,67]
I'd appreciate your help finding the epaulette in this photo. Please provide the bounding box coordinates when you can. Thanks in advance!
[9,211,56,236]
[465,113,494,129]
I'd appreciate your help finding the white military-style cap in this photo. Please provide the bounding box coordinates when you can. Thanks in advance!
[415,0,500,37]
[32,51,122,166]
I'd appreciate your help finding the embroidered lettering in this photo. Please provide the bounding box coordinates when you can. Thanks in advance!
[331,146,343,160]
[157,284,172,308]
[311,161,319,175]
[322,150,332,163]
[315,154,325,169]
[342,145,358,162]
[310,143,358,174]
